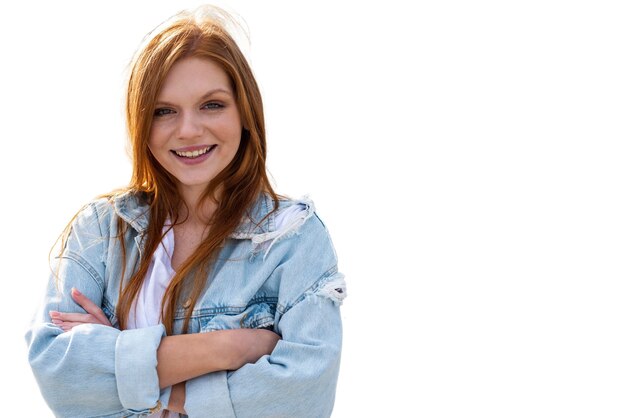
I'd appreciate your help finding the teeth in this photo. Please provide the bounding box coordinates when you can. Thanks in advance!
[174,146,212,158]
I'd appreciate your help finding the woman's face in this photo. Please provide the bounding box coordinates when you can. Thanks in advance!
[148,56,242,198]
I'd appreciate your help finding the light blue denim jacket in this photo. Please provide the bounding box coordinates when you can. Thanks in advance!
[25,191,346,418]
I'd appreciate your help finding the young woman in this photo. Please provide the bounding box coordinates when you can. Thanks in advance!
[25,6,346,417]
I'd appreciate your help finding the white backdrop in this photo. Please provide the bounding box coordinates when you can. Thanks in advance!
[2,0,626,416]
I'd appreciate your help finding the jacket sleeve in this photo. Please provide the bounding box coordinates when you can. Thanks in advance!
[183,214,347,418]
[25,203,170,418]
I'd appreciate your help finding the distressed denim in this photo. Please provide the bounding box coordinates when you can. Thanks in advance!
[25,192,346,418]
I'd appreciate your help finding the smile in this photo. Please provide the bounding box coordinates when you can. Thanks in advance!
[172,145,217,158]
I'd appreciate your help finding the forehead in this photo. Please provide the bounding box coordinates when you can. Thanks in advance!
[158,56,232,99]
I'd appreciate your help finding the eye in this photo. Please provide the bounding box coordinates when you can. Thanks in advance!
[154,108,175,117]
[202,102,224,110]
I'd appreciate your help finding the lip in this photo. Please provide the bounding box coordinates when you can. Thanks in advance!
[171,144,217,165]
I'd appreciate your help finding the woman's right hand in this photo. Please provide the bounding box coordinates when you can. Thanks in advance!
[225,328,281,370]
[49,288,113,332]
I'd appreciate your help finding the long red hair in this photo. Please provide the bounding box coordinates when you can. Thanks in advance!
[112,6,277,334]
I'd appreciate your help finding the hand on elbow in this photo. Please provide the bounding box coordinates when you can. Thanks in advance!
[49,288,113,332]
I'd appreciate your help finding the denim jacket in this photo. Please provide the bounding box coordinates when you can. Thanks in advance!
[25,191,346,418]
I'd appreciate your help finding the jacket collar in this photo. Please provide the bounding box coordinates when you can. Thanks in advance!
[113,191,278,239]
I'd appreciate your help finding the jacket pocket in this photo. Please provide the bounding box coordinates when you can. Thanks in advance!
[199,302,276,332]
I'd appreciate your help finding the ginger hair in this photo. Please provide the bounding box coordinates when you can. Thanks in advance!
[113,5,277,334]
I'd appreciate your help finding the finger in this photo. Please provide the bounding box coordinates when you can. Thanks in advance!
[50,318,90,332]
[58,321,87,332]
[70,288,111,325]
[49,311,99,324]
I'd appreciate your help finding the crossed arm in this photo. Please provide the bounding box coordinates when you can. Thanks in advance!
[49,288,280,414]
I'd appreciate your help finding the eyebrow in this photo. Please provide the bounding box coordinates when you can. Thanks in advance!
[155,88,234,106]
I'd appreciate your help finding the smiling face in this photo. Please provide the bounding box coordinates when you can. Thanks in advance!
[148,56,242,200]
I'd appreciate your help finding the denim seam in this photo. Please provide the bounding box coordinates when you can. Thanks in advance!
[58,251,105,294]
[90,201,106,241]
[174,296,279,319]
[245,315,274,329]
[278,264,339,314]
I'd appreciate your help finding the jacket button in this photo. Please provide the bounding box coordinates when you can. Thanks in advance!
[182,298,192,309]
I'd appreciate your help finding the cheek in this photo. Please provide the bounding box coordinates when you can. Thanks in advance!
[147,127,175,161]
[148,126,165,148]
[146,131,167,163]
[219,111,243,146]
[215,122,242,148]
[230,129,243,147]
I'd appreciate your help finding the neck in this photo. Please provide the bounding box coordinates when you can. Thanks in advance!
[178,185,219,226]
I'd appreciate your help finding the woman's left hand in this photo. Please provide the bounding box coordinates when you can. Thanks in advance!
[49,288,113,332]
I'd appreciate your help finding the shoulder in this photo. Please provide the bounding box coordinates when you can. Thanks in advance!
[233,193,324,237]
[68,190,150,243]
[277,200,346,306]
[80,190,150,229]
[277,196,337,268]
[249,194,342,304]
[236,194,331,253]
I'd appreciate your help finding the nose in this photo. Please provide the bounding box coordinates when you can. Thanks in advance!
[177,110,203,140]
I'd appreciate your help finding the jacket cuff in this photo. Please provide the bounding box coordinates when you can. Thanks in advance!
[115,324,166,411]
[185,371,236,417]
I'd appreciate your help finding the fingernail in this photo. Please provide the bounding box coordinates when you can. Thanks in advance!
[71,288,82,296]
[49,311,59,318]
